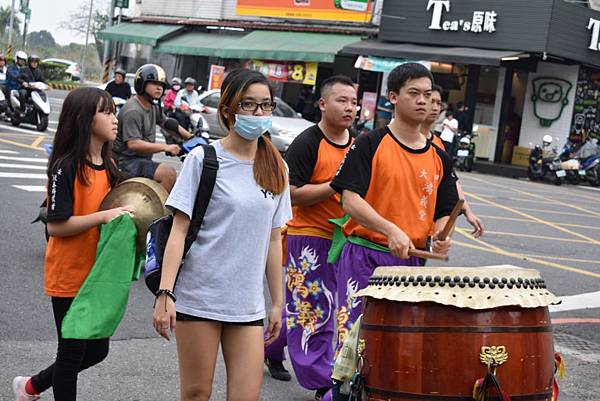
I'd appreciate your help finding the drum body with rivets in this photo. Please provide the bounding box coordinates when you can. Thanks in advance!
[356,265,560,401]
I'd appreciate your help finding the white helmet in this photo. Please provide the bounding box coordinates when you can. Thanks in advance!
[15,50,28,61]
[542,135,552,146]
[459,136,471,145]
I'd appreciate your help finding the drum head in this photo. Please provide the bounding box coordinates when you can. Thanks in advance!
[100,177,169,252]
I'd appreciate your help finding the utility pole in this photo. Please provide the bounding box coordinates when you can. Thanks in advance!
[80,0,94,83]
[7,0,16,50]
[101,0,116,82]
[21,8,30,49]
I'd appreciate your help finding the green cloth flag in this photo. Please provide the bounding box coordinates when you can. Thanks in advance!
[61,214,144,339]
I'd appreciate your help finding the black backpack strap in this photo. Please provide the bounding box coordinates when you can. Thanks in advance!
[183,144,218,254]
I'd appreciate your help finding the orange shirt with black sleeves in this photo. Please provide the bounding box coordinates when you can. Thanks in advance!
[331,127,458,249]
[285,125,354,238]
[430,131,445,150]
[44,160,111,297]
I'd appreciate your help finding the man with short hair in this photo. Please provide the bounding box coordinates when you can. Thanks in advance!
[113,64,193,192]
[331,63,458,357]
[422,85,484,239]
[266,75,358,401]
[105,68,132,100]
[441,109,459,156]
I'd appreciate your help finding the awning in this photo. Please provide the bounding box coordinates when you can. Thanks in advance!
[154,32,244,57]
[342,40,529,66]
[97,23,183,47]
[215,31,362,63]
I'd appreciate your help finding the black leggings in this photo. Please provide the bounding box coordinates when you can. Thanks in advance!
[30,297,110,401]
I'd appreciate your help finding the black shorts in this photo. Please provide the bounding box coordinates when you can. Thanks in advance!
[176,312,264,326]
[119,158,160,179]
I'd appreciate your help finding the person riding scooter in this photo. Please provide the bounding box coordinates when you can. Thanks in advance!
[163,77,181,117]
[5,51,28,115]
[18,55,45,115]
[174,77,201,130]
[105,68,132,100]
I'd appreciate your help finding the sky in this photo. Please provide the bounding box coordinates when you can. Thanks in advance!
[1,0,128,45]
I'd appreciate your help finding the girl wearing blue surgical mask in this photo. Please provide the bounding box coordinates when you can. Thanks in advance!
[153,68,292,401]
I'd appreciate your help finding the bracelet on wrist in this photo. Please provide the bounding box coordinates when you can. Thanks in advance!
[155,288,176,303]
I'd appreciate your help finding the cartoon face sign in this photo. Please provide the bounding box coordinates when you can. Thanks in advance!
[531,77,573,127]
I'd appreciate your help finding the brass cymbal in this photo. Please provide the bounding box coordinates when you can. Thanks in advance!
[100,177,169,252]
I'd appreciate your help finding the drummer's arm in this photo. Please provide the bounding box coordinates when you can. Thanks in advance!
[342,190,406,238]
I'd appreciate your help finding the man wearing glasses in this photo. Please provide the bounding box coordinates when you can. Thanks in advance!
[265,76,358,401]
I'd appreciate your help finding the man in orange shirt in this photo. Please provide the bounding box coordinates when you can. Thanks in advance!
[265,76,357,400]
[330,63,459,348]
[422,84,483,238]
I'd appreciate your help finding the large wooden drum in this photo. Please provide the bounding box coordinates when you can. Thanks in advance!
[356,265,560,401]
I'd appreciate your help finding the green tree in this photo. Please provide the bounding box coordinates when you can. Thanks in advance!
[0,5,22,44]
[27,30,57,49]
[59,0,109,61]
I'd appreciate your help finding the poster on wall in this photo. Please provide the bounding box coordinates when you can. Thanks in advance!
[360,91,377,129]
[246,60,318,86]
[208,65,226,90]
[236,0,374,23]
[570,67,600,141]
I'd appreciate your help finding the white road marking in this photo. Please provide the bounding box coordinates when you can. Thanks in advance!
[0,124,56,134]
[549,291,600,313]
[0,172,47,179]
[12,185,46,192]
[0,162,46,170]
[0,150,20,154]
[579,186,600,192]
[0,155,47,163]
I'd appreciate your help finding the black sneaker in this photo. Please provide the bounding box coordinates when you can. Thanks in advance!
[265,358,292,382]
[315,387,330,401]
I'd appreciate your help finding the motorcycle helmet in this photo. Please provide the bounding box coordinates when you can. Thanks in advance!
[134,64,167,99]
[0,53,5,61]
[459,136,471,145]
[28,54,40,66]
[184,77,197,87]
[542,134,553,147]
[114,67,126,78]
[171,77,182,87]
[16,50,28,63]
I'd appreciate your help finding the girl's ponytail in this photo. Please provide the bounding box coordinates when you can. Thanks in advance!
[254,135,287,195]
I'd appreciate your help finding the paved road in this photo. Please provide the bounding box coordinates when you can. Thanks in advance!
[0,90,598,400]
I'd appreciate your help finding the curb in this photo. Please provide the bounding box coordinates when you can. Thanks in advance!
[48,82,80,91]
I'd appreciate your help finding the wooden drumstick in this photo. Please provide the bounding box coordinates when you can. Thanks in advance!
[408,248,448,261]
[437,199,465,241]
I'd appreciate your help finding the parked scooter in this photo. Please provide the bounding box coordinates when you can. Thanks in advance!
[572,139,600,187]
[7,82,51,131]
[528,135,566,185]
[559,140,583,184]
[455,125,478,172]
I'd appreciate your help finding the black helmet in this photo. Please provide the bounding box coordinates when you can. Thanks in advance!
[184,77,197,86]
[28,54,40,64]
[115,67,126,77]
[134,64,167,95]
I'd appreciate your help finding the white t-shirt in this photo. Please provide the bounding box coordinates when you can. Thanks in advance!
[166,141,292,322]
[440,118,458,142]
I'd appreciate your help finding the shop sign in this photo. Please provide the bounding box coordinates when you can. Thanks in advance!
[588,18,600,51]
[246,60,318,86]
[236,0,373,23]
[208,65,226,91]
[427,0,497,33]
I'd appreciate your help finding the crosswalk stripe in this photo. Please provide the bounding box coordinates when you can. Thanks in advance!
[0,155,47,163]
[0,150,20,154]
[0,172,47,179]
[549,291,600,313]
[0,163,46,170]
[12,185,46,192]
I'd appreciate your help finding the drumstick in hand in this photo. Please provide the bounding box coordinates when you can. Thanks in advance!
[437,199,465,241]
